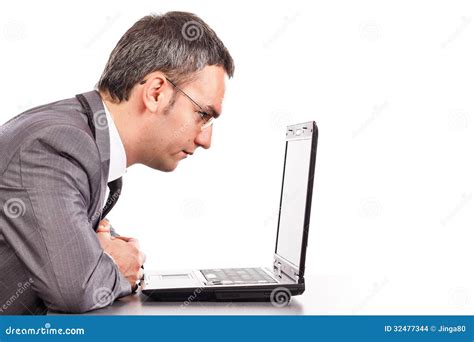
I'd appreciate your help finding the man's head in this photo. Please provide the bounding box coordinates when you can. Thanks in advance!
[97,11,234,171]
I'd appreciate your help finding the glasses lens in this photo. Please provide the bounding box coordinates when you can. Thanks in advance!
[201,116,214,130]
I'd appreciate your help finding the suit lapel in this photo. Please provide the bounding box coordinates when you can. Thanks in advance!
[77,90,111,229]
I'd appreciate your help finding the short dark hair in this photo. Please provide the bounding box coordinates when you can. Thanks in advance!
[97,11,234,102]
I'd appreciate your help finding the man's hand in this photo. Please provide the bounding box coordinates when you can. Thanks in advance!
[96,219,146,291]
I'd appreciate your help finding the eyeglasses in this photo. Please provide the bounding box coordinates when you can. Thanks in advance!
[139,77,215,130]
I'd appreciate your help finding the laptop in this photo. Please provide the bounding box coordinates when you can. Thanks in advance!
[142,121,318,303]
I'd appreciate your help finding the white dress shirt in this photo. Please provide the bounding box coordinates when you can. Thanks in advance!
[102,101,127,182]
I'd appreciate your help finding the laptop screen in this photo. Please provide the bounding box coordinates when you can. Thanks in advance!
[275,124,315,269]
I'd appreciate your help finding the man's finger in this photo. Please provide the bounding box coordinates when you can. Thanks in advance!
[96,220,112,241]
[96,219,111,233]
[114,236,133,242]
[140,251,146,265]
[126,238,140,249]
[138,268,144,280]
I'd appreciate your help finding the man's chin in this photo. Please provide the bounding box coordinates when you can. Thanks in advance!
[155,161,179,172]
[162,165,178,172]
[143,156,180,172]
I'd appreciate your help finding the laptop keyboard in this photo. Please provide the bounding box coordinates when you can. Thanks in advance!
[200,268,277,286]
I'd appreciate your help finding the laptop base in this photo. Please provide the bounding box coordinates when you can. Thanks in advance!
[142,283,304,302]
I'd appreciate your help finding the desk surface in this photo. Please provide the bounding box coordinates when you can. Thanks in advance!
[68,290,305,315]
[46,274,378,315]
[49,274,474,315]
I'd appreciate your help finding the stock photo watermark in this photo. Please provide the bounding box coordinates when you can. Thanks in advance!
[441,16,471,49]
[359,20,381,42]
[440,192,472,227]
[180,198,206,219]
[352,277,389,313]
[0,278,34,313]
[84,12,122,48]
[263,12,300,49]
[3,20,26,42]
[447,110,470,131]
[92,287,114,309]
[180,287,205,308]
[352,101,389,139]
[270,287,292,307]
[358,197,383,218]
[4,322,85,336]
[182,21,203,41]
[3,198,26,219]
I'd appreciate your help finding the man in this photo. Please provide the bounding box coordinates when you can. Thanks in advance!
[0,11,234,314]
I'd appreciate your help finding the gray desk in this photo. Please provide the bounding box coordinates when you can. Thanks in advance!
[49,275,356,315]
[63,290,305,315]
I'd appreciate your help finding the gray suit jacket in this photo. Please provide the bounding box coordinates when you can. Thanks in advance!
[0,91,131,314]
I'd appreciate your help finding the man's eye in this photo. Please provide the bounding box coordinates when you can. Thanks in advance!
[198,111,210,122]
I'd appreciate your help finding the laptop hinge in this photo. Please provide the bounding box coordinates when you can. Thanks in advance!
[273,254,301,283]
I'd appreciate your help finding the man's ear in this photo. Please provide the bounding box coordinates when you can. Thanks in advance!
[141,75,167,113]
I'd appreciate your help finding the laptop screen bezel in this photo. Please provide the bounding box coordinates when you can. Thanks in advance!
[273,121,318,283]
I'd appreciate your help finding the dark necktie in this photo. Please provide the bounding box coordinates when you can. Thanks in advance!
[100,177,122,220]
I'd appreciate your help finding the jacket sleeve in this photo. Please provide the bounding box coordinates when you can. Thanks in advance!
[3,124,132,313]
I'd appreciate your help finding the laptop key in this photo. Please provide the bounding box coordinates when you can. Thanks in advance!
[201,268,277,285]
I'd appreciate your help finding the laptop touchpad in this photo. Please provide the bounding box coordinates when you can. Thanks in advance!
[149,272,202,288]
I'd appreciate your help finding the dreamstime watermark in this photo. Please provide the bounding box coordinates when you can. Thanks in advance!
[270,287,291,307]
[440,192,472,227]
[441,16,471,49]
[352,101,389,139]
[93,109,108,131]
[16,99,34,113]
[352,277,389,313]
[359,198,382,218]
[180,287,205,308]
[269,110,293,131]
[90,189,121,223]
[181,21,203,41]
[92,287,114,309]
[4,323,85,336]
[447,110,470,131]
[180,198,206,219]
[0,278,34,313]
[3,20,26,42]
[264,184,307,227]
[3,198,26,219]
[450,287,470,307]
[0,113,24,139]
[84,12,121,48]
[263,12,300,49]
[359,20,381,42]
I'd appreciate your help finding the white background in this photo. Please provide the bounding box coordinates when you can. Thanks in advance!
[1,0,474,314]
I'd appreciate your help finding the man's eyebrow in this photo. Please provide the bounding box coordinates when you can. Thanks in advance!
[204,105,220,119]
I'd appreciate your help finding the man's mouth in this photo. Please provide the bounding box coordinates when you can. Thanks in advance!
[179,151,192,159]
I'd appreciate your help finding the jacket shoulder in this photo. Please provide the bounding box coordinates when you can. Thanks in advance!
[0,97,97,175]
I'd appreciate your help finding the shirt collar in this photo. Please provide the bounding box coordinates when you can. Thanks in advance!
[102,101,127,182]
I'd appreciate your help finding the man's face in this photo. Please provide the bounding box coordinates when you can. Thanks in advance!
[143,65,227,171]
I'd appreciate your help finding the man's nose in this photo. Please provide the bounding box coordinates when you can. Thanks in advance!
[195,125,212,149]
